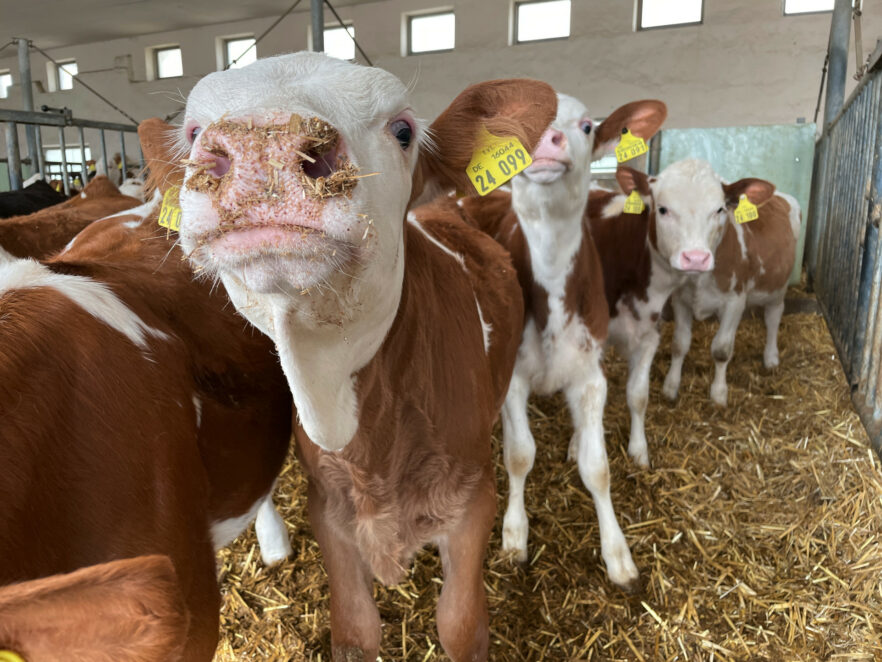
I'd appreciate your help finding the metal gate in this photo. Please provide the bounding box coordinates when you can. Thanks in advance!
[806,47,882,454]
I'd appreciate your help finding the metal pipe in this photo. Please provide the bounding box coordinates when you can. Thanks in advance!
[17,38,39,177]
[59,127,69,196]
[78,126,88,187]
[99,129,108,176]
[34,124,43,174]
[119,130,127,182]
[311,0,324,52]
[5,122,23,189]
[823,0,852,128]
[0,108,138,132]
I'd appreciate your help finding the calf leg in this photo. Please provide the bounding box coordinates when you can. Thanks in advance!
[307,484,381,661]
[709,295,746,406]
[436,477,495,662]
[255,492,292,565]
[501,371,535,563]
[763,298,785,369]
[566,349,639,590]
[625,329,659,469]
[662,292,693,401]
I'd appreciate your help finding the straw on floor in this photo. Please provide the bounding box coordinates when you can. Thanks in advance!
[213,302,882,661]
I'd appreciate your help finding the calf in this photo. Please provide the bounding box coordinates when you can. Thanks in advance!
[461,95,665,588]
[176,52,556,661]
[0,120,293,660]
[0,555,188,662]
[648,160,798,406]
[0,175,141,259]
[0,179,67,219]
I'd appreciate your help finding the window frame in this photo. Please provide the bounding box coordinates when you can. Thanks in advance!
[322,23,357,61]
[56,60,77,91]
[154,45,183,79]
[406,9,456,55]
[782,0,844,16]
[513,0,572,44]
[223,36,257,70]
[636,0,704,31]
[0,71,12,99]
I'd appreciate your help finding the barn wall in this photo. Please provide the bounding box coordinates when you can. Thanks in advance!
[0,0,880,156]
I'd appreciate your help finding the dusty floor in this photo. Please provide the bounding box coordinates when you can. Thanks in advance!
[214,305,882,661]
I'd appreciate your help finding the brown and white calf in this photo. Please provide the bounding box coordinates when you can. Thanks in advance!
[646,160,800,406]
[0,120,293,660]
[176,52,556,661]
[461,94,665,589]
[0,555,189,661]
[0,175,141,259]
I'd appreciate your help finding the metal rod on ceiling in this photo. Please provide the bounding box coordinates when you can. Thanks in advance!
[822,0,852,128]
[311,0,324,52]
[17,38,40,176]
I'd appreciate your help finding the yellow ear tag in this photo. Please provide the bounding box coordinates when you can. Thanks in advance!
[88,163,96,173]
[734,194,759,224]
[466,127,532,196]
[158,186,182,232]
[615,129,648,163]
[623,190,645,214]
[0,651,26,662]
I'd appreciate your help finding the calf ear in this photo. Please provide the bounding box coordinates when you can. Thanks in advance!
[0,555,188,662]
[138,118,184,196]
[722,178,776,208]
[615,167,652,196]
[593,100,667,161]
[409,79,557,208]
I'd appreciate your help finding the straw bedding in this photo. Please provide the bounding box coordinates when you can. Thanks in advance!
[214,302,882,661]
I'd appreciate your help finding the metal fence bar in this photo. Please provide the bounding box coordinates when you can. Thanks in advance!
[0,109,137,133]
[5,122,22,189]
[807,50,882,454]
[77,125,88,188]
[58,126,69,196]
[119,130,127,180]
[99,129,108,175]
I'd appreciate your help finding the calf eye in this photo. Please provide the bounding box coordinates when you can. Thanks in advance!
[579,120,592,135]
[658,206,668,215]
[188,125,202,144]
[390,120,413,150]
[717,207,726,214]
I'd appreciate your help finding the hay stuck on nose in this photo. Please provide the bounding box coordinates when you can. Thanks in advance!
[213,287,882,661]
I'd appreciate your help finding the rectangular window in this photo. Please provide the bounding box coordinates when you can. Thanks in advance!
[155,47,183,79]
[783,0,835,14]
[225,37,257,69]
[408,11,455,54]
[637,0,703,29]
[515,0,571,43]
[0,72,11,99]
[324,24,356,60]
[57,61,77,90]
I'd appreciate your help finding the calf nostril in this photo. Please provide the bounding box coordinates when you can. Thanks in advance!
[551,131,564,147]
[210,151,231,178]
[301,148,335,180]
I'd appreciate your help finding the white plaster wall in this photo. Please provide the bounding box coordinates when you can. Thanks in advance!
[0,0,879,161]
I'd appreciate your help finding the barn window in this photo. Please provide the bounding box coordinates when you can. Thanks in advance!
[57,60,77,90]
[225,37,257,69]
[407,11,456,54]
[784,0,835,14]
[637,0,703,29]
[155,47,183,79]
[0,72,11,99]
[323,24,356,61]
[514,0,571,43]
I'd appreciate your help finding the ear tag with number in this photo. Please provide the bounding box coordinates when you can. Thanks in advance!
[615,128,648,163]
[0,652,26,662]
[734,194,759,224]
[158,186,182,232]
[466,127,532,196]
[623,190,645,214]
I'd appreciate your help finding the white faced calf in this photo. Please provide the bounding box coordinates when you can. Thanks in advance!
[177,52,556,661]
[462,94,666,589]
[634,159,799,406]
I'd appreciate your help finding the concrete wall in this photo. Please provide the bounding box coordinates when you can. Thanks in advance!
[0,0,879,159]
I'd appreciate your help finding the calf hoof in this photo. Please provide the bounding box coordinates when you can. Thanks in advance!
[501,524,529,565]
[627,444,650,470]
[605,548,640,592]
[661,379,680,403]
[763,351,780,370]
[710,383,728,407]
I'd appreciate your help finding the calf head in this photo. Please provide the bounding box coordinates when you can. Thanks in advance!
[617,159,776,273]
[177,52,555,451]
[512,94,667,218]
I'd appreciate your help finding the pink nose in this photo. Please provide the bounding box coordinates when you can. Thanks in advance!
[192,142,231,178]
[532,128,568,160]
[679,250,713,271]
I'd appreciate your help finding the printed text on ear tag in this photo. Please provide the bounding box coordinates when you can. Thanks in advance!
[623,190,645,214]
[158,186,182,232]
[467,127,532,196]
[734,194,759,224]
[615,129,648,163]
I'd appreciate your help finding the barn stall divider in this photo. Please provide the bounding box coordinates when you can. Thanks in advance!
[0,107,142,195]
[806,43,882,457]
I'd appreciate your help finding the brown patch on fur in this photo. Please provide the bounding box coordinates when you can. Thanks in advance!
[0,555,188,662]
[138,118,184,196]
[563,229,610,342]
[594,101,667,154]
[409,80,558,206]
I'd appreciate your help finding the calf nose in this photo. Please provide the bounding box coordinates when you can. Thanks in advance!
[533,127,568,159]
[679,249,713,272]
